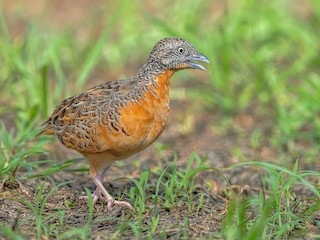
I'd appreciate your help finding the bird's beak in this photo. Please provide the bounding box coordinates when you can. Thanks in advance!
[189,52,211,71]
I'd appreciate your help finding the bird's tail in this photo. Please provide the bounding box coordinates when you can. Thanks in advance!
[36,121,54,137]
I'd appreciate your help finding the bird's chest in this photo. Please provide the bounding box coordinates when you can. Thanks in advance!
[110,71,172,155]
[142,83,170,142]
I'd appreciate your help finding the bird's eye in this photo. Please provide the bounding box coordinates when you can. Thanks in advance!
[177,47,185,54]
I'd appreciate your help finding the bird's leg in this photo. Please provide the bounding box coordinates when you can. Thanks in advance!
[92,173,134,211]
[79,167,109,204]
[80,167,134,211]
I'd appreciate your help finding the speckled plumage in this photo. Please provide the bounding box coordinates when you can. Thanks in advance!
[39,37,210,211]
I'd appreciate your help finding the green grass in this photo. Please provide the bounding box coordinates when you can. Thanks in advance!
[222,161,320,239]
[1,154,319,239]
[0,0,319,239]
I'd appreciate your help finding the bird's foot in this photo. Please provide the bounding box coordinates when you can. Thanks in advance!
[79,187,103,204]
[79,187,134,211]
[111,199,135,211]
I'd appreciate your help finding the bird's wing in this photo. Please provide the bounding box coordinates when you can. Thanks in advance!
[47,81,128,153]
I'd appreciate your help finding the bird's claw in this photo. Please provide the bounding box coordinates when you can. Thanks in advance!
[113,200,135,211]
[79,188,102,204]
[79,188,134,211]
[105,197,134,211]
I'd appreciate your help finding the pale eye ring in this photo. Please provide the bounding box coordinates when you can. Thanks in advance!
[177,47,185,54]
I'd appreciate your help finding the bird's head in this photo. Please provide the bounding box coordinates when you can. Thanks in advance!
[148,37,210,71]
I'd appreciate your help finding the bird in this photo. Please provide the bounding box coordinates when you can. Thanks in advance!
[38,37,210,211]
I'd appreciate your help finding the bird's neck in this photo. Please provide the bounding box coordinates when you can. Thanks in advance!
[136,62,174,87]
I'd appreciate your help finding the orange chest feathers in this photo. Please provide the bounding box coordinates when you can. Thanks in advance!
[119,70,173,138]
[107,70,173,154]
